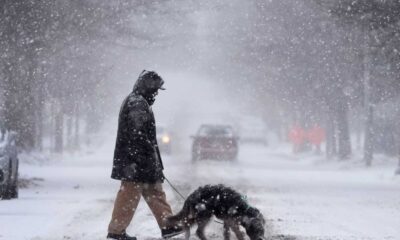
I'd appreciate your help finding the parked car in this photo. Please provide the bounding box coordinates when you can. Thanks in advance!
[191,124,239,161]
[157,126,172,155]
[0,131,19,199]
[237,117,268,146]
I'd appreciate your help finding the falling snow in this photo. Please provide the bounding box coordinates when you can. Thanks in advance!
[1,1,400,240]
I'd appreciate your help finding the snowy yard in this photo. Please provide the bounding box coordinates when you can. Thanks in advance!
[1,143,399,240]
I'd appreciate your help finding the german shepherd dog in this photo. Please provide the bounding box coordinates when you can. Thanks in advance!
[167,184,265,240]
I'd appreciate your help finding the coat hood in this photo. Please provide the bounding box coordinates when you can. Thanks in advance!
[133,70,165,95]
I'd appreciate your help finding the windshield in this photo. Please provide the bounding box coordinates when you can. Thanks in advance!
[198,125,234,137]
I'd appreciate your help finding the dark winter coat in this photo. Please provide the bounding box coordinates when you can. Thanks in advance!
[111,72,165,183]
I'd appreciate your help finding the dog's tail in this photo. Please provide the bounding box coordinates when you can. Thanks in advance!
[167,200,191,226]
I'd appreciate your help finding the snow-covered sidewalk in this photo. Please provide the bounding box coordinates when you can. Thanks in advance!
[1,144,399,240]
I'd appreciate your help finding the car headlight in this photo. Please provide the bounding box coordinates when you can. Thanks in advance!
[162,135,170,144]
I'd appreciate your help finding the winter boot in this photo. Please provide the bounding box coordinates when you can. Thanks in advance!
[107,232,137,240]
[161,226,184,238]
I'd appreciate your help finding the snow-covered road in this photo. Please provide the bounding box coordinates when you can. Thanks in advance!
[1,144,399,240]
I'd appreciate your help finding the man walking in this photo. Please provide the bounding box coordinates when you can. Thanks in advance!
[107,70,183,240]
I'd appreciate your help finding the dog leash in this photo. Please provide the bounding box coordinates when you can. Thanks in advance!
[164,176,224,225]
[164,176,186,201]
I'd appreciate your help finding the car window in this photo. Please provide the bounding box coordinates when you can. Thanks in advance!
[198,126,234,137]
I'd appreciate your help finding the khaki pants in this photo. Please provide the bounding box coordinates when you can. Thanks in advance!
[108,181,173,234]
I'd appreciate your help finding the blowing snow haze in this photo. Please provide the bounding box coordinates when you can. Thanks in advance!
[1,0,400,239]
[2,0,399,154]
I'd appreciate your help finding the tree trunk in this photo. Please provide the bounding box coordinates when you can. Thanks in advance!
[74,102,80,150]
[3,62,16,132]
[354,109,363,150]
[337,101,352,160]
[364,105,374,166]
[396,151,400,175]
[66,115,73,151]
[326,109,337,159]
[36,100,43,151]
[395,112,400,175]
[362,24,374,166]
[50,101,55,152]
[34,65,45,151]
[54,102,64,153]
[24,52,37,150]
[3,62,35,150]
